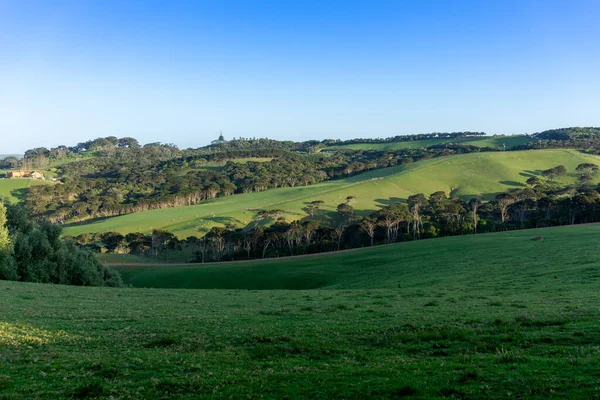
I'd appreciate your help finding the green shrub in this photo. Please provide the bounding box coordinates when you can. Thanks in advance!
[0,201,122,287]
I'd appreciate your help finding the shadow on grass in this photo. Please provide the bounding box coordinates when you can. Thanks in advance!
[499,180,526,187]
[374,197,406,206]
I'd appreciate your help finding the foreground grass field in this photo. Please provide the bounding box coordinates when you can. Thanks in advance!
[2,225,600,398]
[64,149,599,238]
[328,135,534,151]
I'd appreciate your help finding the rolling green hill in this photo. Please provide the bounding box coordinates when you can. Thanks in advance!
[328,135,533,151]
[3,223,600,398]
[0,179,54,203]
[63,149,599,238]
[114,223,600,289]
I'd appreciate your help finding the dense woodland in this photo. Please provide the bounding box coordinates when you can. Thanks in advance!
[324,131,487,146]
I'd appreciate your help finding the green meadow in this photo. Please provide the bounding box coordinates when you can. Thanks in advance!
[115,223,600,289]
[328,135,534,151]
[0,179,54,203]
[63,149,600,238]
[2,224,600,398]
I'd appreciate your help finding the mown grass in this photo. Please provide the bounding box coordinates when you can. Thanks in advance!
[63,149,600,238]
[328,135,534,150]
[1,223,599,398]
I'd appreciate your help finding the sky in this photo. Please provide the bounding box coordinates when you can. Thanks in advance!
[1,0,600,153]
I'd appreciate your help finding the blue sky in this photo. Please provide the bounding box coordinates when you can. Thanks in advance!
[1,0,599,152]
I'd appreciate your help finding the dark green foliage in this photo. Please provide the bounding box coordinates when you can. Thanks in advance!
[328,131,486,146]
[541,165,566,182]
[0,251,17,281]
[534,127,600,141]
[515,127,600,152]
[0,202,121,287]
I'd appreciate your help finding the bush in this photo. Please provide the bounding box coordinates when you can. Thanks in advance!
[0,251,18,281]
[0,201,122,287]
[103,268,124,287]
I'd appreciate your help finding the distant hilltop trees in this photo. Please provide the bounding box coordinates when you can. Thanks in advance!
[324,132,487,146]
[533,127,600,141]
[5,137,180,170]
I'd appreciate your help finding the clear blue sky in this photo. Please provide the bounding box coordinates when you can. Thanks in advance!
[1,0,599,152]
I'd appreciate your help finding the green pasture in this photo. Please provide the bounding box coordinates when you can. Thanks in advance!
[2,223,600,398]
[0,179,54,203]
[63,149,599,238]
[114,223,600,289]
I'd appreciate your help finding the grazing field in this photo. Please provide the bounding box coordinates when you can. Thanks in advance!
[115,224,600,289]
[0,179,54,203]
[2,224,600,398]
[63,149,599,238]
[328,135,534,151]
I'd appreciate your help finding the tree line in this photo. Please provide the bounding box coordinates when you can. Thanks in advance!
[324,131,487,146]
[69,164,599,264]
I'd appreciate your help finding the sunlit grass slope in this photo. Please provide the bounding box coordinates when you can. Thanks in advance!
[2,223,600,398]
[329,135,533,150]
[63,149,599,238]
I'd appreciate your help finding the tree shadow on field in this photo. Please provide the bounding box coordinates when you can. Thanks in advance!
[374,197,405,207]
[10,188,29,202]
[298,208,350,226]
[499,181,526,187]
[63,215,119,228]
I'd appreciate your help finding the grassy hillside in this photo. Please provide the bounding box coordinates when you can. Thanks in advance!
[115,224,600,289]
[2,224,600,398]
[0,179,54,202]
[328,135,533,151]
[63,149,599,238]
